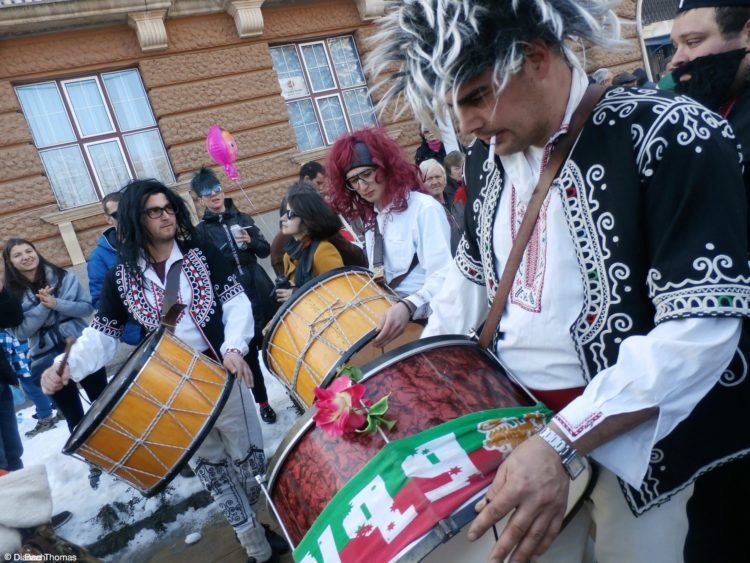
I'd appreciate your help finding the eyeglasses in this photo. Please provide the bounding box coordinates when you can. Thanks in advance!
[281,209,299,220]
[143,204,176,219]
[199,185,222,198]
[345,167,378,191]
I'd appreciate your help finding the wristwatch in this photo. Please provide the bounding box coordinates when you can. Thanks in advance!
[537,426,586,480]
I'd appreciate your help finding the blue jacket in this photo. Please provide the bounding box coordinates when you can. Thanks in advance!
[87,228,142,346]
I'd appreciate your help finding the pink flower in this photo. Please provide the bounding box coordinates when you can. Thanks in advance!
[312,376,367,437]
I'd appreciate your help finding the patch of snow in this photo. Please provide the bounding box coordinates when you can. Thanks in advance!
[184,532,202,545]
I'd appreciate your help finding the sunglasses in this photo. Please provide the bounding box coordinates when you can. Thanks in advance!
[143,204,176,219]
[108,211,119,220]
[281,209,299,220]
[345,167,377,191]
[199,185,223,198]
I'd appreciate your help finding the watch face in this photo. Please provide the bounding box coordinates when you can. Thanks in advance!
[565,455,586,480]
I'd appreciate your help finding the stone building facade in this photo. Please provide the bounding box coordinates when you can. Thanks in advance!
[0,0,646,269]
[0,0,416,267]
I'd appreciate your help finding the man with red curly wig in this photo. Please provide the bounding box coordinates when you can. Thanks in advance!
[327,127,452,346]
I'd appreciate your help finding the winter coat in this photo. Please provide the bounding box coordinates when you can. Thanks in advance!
[0,288,23,385]
[414,140,446,166]
[10,266,94,376]
[87,227,142,345]
[283,239,345,287]
[195,198,277,331]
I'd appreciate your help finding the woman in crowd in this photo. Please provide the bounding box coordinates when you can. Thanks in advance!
[276,183,344,302]
[3,239,106,486]
[419,159,461,255]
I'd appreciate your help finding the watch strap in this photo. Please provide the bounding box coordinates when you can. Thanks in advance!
[538,426,585,480]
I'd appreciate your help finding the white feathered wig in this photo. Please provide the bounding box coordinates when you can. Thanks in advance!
[368,0,622,127]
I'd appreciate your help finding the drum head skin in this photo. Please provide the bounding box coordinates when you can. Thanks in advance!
[63,328,234,497]
[263,266,422,406]
[65,330,161,452]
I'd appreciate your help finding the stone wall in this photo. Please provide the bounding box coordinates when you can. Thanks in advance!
[579,0,646,75]
[0,0,421,268]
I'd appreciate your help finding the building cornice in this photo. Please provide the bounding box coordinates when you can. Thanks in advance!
[355,0,385,20]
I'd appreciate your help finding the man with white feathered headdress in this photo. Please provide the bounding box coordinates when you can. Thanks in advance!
[369,1,750,561]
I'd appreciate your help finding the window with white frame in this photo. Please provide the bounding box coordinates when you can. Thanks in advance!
[15,69,175,210]
[270,35,378,152]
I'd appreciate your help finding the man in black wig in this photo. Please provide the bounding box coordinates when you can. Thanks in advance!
[41,179,287,562]
[371,1,750,561]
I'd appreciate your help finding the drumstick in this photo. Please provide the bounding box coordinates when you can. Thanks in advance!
[56,337,76,377]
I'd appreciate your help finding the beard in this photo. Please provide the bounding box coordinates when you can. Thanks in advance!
[673,48,748,111]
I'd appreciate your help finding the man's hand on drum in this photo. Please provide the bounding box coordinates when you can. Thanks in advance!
[372,302,411,348]
[223,350,254,388]
[469,431,569,563]
[41,362,70,395]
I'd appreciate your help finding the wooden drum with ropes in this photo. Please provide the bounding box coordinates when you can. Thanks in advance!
[63,328,232,496]
[262,267,423,408]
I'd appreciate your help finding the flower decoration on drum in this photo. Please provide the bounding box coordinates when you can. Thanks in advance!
[312,376,366,437]
[312,374,397,438]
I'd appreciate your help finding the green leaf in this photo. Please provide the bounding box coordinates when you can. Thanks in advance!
[379,417,397,431]
[367,394,390,416]
[357,414,377,434]
[337,364,364,383]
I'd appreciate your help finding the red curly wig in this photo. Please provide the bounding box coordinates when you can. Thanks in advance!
[326,127,424,229]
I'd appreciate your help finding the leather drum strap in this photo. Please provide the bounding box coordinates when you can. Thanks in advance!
[477,85,605,350]
[161,259,185,331]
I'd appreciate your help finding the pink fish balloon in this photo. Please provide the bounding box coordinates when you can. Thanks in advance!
[206,126,239,181]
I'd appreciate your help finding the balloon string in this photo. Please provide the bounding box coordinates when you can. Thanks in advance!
[232,179,279,241]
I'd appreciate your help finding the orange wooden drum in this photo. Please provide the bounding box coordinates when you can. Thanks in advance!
[63,328,232,496]
[263,267,423,407]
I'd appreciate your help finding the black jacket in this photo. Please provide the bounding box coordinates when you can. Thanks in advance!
[195,198,277,330]
[726,87,750,243]
[0,288,23,385]
[414,140,446,166]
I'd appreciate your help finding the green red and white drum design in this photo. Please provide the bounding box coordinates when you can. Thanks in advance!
[267,337,552,562]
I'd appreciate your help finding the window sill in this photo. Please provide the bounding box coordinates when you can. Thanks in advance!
[40,181,196,265]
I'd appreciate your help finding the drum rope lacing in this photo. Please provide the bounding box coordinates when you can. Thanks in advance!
[78,345,225,486]
[267,273,397,391]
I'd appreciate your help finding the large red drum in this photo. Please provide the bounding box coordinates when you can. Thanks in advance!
[267,336,536,548]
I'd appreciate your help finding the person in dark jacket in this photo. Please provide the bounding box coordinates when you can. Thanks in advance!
[0,284,24,472]
[191,168,278,424]
[414,126,447,166]
[670,3,750,560]
[442,150,466,207]
[87,191,142,346]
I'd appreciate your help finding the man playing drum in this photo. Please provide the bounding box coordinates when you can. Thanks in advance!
[41,180,287,563]
[370,1,750,562]
[326,127,453,346]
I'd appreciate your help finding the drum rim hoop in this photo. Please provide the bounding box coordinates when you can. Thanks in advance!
[62,329,235,498]
[265,334,482,490]
[261,265,375,366]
